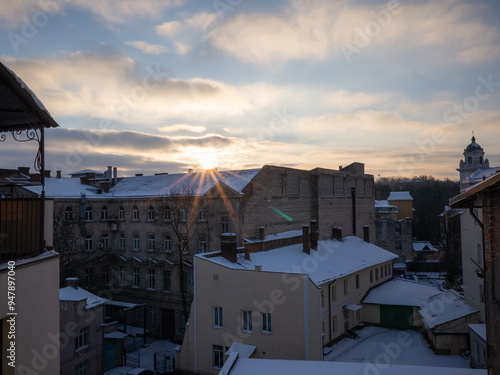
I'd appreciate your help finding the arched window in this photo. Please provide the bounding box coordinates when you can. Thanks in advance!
[164,206,171,221]
[85,207,93,221]
[133,206,139,221]
[468,156,472,164]
[480,156,483,164]
[64,207,73,221]
[147,206,155,221]
[101,206,109,220]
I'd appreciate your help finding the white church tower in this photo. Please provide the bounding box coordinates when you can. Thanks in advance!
[457,134,489,189]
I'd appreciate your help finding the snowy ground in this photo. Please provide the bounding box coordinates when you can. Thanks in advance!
[325,326,470,368]
[104,339,180,375]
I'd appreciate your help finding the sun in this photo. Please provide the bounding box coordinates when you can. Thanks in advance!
[199,153,218,170]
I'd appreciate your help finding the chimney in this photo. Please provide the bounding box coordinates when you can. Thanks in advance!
[18,166,30,176]
[221,233,237,263]
[255,265,262,271]
[101,181,110,193]
[245,246,251,261]
[339,166,343,170]
[135,174,143,177]
[56,170,62,179]
[44,170,51,178]
[332,227,343,241]
[363,225,370,243]
[107,166,112,183]
[188,169,194,173]
[113,167,117,185]
[66,277,79,289]
[258,227,265,241]
[302,225,310,255]
[310,220,319,250]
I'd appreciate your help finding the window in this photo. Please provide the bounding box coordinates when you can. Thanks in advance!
[147,234,155,251]
[119,233,125,249]
[164,206,171,221]
[380,266,384,279]
[242,310,252,332]
[477,244,482,264]
[85,235,93,251]
[101,233,109,249]
[133,234,140,250]
[221,215,229,233]
[102,266,110,286]
[133,206,139,221]
[375,268,379,281]
[331,285,337,301]
[198,209,206,221]
[355,274,360,289]
[163,270,171,291]
[133,267,140,288]
[180,209,187,222]
[370,270,373,283]
[164,235,171,252]
[384,264,388,277]
[85,268,93,285]
[214,307,223,328]
[118,206,125,220]
[118,266,124,285]
[199,236,207,253]
[344,279,348,296]
[148,268,156,289]
[65,207,73,221]
[149,306,156,323]
[75,360,88,375]
[332,316,337,334]
[85,207,93,221]
[101,206,109,220]
[395,242,402,251]
[213,345,224,368]
[262,313,271,333]
[76,327,88,350]
[147,206,154,221]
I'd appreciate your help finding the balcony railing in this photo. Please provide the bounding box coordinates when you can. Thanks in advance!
[0,194,43,261]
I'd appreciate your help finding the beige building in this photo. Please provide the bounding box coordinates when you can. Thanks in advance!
[177,229,396,374]
[0,61,60,375]
[387,191,413,220]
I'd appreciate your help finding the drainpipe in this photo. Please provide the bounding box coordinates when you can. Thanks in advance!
[327,279,337,344]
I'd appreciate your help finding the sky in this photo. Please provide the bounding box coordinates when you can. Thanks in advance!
[1,0,499,180]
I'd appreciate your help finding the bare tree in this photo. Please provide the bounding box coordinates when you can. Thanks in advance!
[154,187,207,322]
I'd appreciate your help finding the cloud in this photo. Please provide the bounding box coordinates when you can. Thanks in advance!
[156,12,217,54]
[124,41,168,55]
[158,124,207,133]
[207,0,500,65]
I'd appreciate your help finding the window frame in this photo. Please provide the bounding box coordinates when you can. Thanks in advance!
[147,268,156,290]
[262,312,271,333]
[133,267,140,288]
[242,310,252,332]
[214,306,223,328]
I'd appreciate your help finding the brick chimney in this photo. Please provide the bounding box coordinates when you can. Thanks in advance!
[113,167,118,185]
[258,227,265,241]
[363,225,370,243]
[302,225,310,255]
[56,170,62,179]
[66,277,79,289]
[44,170,51,178]
[310,220,318,250]
[107,166,112,184]
[332,227,343,241]
[221,233,237,263]
[18,166,30,176]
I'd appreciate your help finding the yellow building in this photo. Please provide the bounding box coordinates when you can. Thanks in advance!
[387,191,413,220]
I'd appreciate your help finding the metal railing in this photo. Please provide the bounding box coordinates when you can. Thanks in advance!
[0,194,43,261]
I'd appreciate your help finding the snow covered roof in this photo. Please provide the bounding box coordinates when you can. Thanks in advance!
[25,168,261,199]
[199,236,397,286]
[469,324,487,341]
[59,286,108,309]
[362,278,442,307]
[375,200,397,209]
[244,229,302,243]
[419,290,477,329]
[413,241,438,252]
[225,343,256,358]
[388,191,413,201]
[219,357,486,375]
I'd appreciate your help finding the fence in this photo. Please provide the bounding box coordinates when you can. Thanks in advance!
[0,194,43,261]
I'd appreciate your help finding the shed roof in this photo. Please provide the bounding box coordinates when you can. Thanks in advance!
[419,290,477,329]
[363,278,442,307]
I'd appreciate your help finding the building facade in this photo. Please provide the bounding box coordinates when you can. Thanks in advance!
[177,230,396,374]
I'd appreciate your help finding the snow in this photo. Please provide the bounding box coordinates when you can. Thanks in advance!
[413,241,438,252]
[104,339,179,375]
[106,300,141,309]
[419,290,477,329]
[388,191,413,201]
[0,249,58,270]
[226,342,256,358]
[322,326,477,373]
[4,63,48,112]
[362,278,442,306]
[60,285,108,309]
[199,236,397,286]
[244,229,302,243]
[469,324,487,341]
[26,177,104,198]
[105,331,129,339]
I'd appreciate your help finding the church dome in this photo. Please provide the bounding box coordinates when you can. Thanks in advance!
[465,136,483,152]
